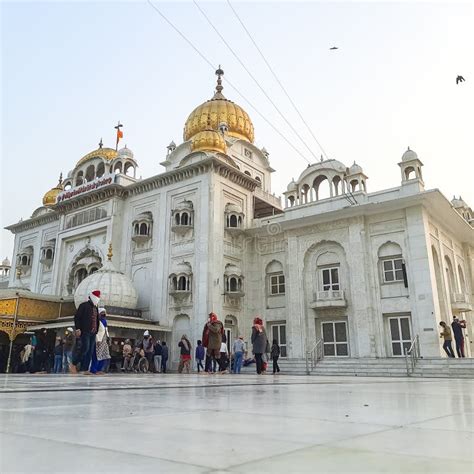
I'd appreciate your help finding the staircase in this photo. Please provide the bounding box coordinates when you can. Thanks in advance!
[276,357,474,378]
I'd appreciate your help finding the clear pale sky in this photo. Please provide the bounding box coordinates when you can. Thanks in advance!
[1,1,473,260]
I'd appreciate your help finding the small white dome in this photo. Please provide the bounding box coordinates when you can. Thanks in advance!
[402,147,418,162]
[2,257,10,267]
[349,161,363,174]
[175,200,194,211]
[118,146,134,160]
[224,263,242,276]
[225,203,242,214]
[74,260,138,309]
[451,196,467,209]
[172,261,192,275]
[287,179,297,192]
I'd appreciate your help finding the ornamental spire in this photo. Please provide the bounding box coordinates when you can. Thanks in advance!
[213,65,225,99]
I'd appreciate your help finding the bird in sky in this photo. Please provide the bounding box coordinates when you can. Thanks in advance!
[329,46,339,50]
[456,75,465,84]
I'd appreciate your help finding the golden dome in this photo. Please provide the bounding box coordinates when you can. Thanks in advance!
[191,129,227,154]
[76,147,118,167]
[184,68,254,144]
[42,174,64,207]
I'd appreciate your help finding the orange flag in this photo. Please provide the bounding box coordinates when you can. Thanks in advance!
[117,129,123,140]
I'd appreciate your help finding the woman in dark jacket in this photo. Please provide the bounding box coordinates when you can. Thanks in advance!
[251,317,268,375]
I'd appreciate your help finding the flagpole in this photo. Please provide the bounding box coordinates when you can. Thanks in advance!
[114,121,123,151]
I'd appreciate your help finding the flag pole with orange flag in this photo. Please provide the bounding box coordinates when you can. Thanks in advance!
[115,121,123,150]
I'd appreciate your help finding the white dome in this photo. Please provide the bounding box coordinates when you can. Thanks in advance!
[172,261,192,275]
[349,161,363,174]
[118,146,134,160]
[402,147,418,162]
[287,179,297,192]
[175,200,194,211]
[451,196,467,209]
[74,260,138,309]
[225,203,242,214]
[224,264,242,276]
[2,257,10,267]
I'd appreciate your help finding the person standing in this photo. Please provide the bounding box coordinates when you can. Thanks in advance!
[74,290,101,374]
[178,335,192,374]
[251,317,269,375]
[202,312,224,373]
[142,331,155,372]
[232,336,245,374]
[53,337,64,374]
[153,339,162,373]
[122,339,133,371]
[451,316,466,358]
[195,340,205,373]
[219,336,229,373]
[439,321,455,358]
[271,339,281,374]
[161,341,169,373]
[90,308,111,375]
[34,329,49,373]
[62,328,74,374]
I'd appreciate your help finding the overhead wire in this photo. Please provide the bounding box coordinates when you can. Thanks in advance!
[226,0,330,161]
[146,0,311,165]
[193,0,318,163]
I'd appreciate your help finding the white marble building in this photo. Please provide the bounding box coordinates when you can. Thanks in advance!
[4,70,474,364]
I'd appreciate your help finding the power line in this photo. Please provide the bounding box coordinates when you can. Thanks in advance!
[226,0,330,161]
[192,0,318,163]
[146,0,311,165]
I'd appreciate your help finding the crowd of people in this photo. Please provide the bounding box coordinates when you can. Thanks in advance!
[7,290,468,375]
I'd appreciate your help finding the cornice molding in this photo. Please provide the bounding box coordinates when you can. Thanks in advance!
[6,156,258,234]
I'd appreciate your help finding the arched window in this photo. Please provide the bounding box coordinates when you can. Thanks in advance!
[229,277,238,292]
[349,179,358,192]
[255,176,261,183]
[313,175,331,200]
[288,195,295,207]
[75,171,84,187]
[405,167,416,180]
[378,242,405,284]
[181,212,189,226]
[114,161,123,174]
[229,215,238,227]
[85,164,95,182]
[139,223,148,235]
[45,248,53,259]
[96,162,105,178]
[124,163,135,177]
[244,171,251,176]
[134,223,139,235]
[444,256,456,296]
[266,260,285,295]
[89,267,98,275]
[175,213,180,225]
[458,265,466,294]
[76,268,88,285]
[332,176,342,196]
[178,276,187,291]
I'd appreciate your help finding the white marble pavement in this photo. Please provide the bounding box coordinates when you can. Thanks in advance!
[0,374,473,473]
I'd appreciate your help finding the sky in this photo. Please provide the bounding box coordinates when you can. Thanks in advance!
[1,0,473,261]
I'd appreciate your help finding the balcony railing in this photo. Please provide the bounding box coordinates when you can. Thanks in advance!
[310,290,347,309]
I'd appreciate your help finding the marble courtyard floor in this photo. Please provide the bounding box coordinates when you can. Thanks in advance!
[0,374,472,473]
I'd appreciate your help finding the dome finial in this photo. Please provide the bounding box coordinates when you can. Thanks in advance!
[213,65,225,99]
[107,242,113,261]
[99,138,103,149]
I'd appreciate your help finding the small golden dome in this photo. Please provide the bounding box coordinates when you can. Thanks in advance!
[42,174,64,207]
[184,68,254,144]
[76,147,118,167]
[191,129,227,154]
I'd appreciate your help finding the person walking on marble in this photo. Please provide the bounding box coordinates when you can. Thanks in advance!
[74,290,101,374]
[451,316,466,358]
[251,317,269,375]
[195,340,205,373]
[232,336,245,374]
[271,339,281,374]
[178,335,192,374]
[161,341,169,373]
[153,339,162,373]
[202,312,224,374]
[439,321,455,358]
[62,327,74,373]
[90,308,111,375]
[53,337,63,374]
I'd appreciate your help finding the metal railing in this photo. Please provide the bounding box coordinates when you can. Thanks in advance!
[305,339,323,374]
[404,334,421,376]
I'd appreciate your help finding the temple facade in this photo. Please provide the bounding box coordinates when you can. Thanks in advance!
[3,70,474,366]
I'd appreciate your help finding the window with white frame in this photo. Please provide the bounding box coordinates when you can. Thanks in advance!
[382,258,404,282]
[321,267,340,291]
[270,274,285,295]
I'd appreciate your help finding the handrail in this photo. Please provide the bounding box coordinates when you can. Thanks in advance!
[305,339,323,374]
[404,334,421,376]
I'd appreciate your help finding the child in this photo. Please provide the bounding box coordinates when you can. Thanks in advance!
[271,339,281,374]
[195,340,205,373]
